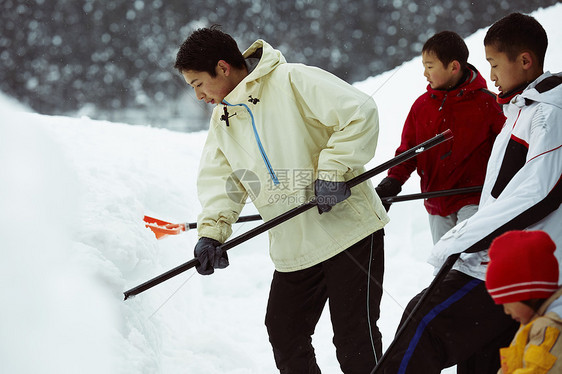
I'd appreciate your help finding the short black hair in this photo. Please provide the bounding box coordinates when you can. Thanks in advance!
[522,298,547,312]
[422,31,469,69]
[484,12,548,69]
[174,25,246,76]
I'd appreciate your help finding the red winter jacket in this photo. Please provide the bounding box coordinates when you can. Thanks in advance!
[387,66,505,216]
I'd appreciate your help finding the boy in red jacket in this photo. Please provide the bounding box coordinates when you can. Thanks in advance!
[376,31,505,243]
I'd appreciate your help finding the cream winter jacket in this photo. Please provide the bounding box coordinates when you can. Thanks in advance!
[196,40,389,272]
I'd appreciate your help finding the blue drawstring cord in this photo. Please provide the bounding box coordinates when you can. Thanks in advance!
[222,100,279,185]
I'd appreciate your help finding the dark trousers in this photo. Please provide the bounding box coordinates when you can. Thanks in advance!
[380,270,519,374]
[265,230,385,374]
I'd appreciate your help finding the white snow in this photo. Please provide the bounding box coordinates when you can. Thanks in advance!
[0,5,560,373]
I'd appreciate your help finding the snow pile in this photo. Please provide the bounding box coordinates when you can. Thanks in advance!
[0,4,560,373]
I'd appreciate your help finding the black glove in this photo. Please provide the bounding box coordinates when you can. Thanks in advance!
[193,237,229,275]
[375,177,402,212]
[314,179,351,214]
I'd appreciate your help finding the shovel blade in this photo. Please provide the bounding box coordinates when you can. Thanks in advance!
[143,215,183,239]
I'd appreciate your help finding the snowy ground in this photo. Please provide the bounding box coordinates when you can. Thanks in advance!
[0,5,560,373]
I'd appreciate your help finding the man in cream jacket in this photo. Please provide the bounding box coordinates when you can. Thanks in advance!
[175,26,389,373]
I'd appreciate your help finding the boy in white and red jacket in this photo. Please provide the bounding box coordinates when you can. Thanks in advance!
[486,230,562,374]
[376,31,505,243]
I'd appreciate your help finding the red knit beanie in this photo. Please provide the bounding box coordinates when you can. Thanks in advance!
[486,230,558,305]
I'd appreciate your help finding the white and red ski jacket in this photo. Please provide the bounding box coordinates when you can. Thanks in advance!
[428,71,562,281]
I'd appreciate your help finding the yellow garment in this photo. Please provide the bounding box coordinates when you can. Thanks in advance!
[498,289,562,374]
[500,322,559,373]
[197,40,389,271]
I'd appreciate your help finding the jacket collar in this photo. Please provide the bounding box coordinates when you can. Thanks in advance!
[538,287,562,316]
[519,71,562,108]
[223,39,286,105]
[427,64,485,100]
[497,83,528,105]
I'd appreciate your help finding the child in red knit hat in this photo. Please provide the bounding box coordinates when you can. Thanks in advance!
[486,230,562,373]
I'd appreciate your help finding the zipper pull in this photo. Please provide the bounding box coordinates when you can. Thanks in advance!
[439,94,447,111]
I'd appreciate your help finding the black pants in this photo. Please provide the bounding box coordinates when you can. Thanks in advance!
[265,230,385,374]
[379,270,519,374]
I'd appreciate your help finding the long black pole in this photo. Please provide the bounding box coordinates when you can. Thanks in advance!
[124,129,453,300]
[185,214,263,230]
[184,186,483,229]
[383,185,483,203]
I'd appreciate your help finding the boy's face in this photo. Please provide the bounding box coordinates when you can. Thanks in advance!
[421,51,458,90]
[502,301,536,325]
[181,61,237,105]
[485,44,528,94]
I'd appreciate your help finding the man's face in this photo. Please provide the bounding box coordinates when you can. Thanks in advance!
[181,62,236,105]
[485,44,527,94]
[421,51,457,90]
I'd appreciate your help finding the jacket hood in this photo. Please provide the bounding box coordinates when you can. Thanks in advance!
[242,39,286,83]
[221,39,286,105]
[543,287,562,318]
[519,71,562,109]
[547,296,562,318]
[426,64,488,99]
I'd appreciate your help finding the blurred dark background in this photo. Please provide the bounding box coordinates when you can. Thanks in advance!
[0,0,558,131]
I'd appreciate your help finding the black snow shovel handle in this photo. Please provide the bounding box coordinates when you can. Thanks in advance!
[123,129,453,300]
[180,186,482,230]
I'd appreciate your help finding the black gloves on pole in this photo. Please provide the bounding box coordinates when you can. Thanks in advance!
[314,179,351,214]
[194,237,229,275]
[375,177,402,211]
